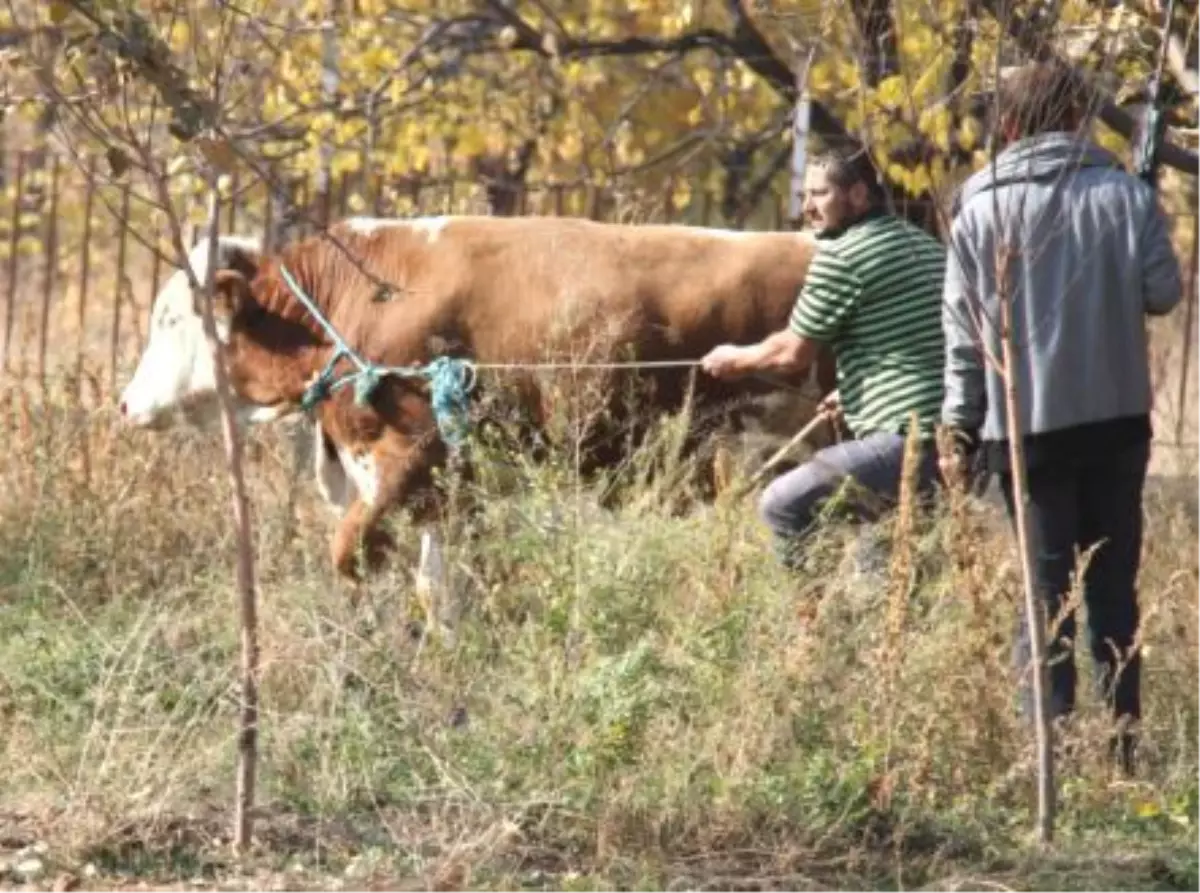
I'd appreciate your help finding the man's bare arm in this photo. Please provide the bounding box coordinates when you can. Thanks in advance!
[700,329,822,380]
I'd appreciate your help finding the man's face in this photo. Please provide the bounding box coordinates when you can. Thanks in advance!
[802,165,867,234]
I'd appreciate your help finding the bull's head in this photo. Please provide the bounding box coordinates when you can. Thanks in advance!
[118,235,289,429]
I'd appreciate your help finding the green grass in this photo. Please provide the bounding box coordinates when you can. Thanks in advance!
[1,392,1197,890]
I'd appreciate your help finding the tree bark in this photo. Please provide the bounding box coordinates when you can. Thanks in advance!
[996,243,1056,845]
[851,0,900,85]
[196,185,261,856]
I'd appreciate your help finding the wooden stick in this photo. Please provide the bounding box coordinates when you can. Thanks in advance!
[733,390,838,499]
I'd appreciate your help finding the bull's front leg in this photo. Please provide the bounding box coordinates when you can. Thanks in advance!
[327,427,467,644]
[328,432,446,583]
[331,499,399,581]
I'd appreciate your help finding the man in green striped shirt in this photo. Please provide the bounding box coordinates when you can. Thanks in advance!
[701,140,947,570]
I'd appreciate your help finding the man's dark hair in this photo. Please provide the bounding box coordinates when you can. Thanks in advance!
[810,139,887,205]
[996,61,1096,138]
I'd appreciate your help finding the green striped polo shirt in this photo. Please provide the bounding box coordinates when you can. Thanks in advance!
[790,212,947,438]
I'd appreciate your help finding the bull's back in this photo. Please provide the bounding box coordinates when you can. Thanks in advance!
[620,225,815,345]
[426,216,815,360]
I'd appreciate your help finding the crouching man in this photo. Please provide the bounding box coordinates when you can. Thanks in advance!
[701,138,948,573]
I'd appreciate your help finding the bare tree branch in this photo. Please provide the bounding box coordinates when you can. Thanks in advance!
[981,0,1200,175]
[0,25,62,48]
[850,0,900,85]
[476,0,948,227]
[57,0,217,142]
[479,0,854,144]
[1154,0,1200,106]
[950,5,979,102]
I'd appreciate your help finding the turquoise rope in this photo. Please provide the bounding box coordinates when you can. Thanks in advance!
[275,264,706,447]
[279,264,477,447]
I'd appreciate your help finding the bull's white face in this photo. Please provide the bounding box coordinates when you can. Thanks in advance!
[119,235,268,429]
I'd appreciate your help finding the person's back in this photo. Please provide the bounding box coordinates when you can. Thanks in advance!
[944,130,1181,466]
[939,60,1183,777]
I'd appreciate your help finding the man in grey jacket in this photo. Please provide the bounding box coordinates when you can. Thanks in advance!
[940,61,1183,774]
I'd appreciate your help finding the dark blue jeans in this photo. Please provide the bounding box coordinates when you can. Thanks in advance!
[758,431,941,569]
[998,437,1149,766]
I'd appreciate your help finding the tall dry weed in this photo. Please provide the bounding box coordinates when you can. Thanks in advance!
[0,392,1196,889]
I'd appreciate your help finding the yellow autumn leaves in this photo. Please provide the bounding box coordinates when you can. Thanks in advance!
[13,0,1180,220]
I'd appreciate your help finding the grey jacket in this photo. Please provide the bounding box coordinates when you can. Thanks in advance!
[941,131,1183,444]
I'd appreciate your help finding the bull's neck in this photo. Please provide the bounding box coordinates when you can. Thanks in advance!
[269,259,346,343]
[267,329,357,412]
[243,266,350,411]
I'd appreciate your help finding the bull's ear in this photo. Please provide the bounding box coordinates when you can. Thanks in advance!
[208,269,252,320]
[223,243,262,282]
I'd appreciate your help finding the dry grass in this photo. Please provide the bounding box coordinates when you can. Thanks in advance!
[0,166,1196,885]
[1,174,1197,891]
[0,379,1196,891]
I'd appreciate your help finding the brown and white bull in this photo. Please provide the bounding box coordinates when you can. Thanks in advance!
[118,214,824,586]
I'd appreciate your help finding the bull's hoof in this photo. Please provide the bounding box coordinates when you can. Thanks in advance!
[362,527,397,569]
[331,527,398,581]
[333,554,364,584]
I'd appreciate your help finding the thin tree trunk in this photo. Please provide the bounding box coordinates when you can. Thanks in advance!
[197,184,260,856]
[317,0,340,227]
[850,0,899,85]
[997,244,1055,844]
